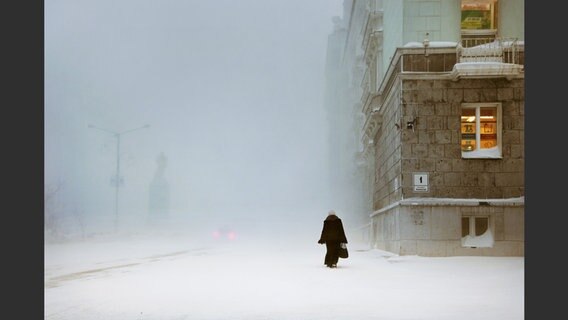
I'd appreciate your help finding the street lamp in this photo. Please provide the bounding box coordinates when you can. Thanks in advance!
[88,123,150,232]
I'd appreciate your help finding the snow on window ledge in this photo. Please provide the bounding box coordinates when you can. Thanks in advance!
[403,41,458,48]
[462,230,494,248]
[462,147,502,159]
[469,39,525,48]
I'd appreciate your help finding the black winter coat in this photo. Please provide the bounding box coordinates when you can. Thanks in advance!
[318,214,348,244]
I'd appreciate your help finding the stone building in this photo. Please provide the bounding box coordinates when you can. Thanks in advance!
[324,0,524,256]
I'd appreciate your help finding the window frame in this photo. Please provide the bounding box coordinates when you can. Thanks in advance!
[460,0,498,32]
[460,102,502,159]
[461,215,493,248]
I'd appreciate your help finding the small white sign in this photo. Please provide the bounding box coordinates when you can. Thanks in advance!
[413,173,428,186]
[414,185,428,192]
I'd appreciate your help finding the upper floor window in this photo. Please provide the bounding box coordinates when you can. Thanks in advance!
[461,103,502,159]
[461,0,497,31]
[461,0,498,47]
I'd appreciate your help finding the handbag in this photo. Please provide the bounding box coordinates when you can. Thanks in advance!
[339,243,349,259]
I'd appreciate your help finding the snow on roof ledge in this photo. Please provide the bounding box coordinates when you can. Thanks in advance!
[403,41,458,48]
[371,196,524,217]
[399,196,524,206]
[451,62,523,80]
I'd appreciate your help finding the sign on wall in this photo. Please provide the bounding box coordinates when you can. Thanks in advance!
[413,172,429,192]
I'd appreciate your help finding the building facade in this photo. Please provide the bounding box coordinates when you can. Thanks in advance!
[324,0,524,256]
[324,1,371,239]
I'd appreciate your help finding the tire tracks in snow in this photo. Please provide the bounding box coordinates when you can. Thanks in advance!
[45,247,209,289]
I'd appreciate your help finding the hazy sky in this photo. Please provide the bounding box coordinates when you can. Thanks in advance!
[45,0,344,231]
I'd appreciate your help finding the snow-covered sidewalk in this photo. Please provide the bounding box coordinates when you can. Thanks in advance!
[45,234,524,320]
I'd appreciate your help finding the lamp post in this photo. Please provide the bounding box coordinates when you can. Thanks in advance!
[88,123,150,232]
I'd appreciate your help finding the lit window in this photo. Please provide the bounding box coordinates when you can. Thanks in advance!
[460,0,497,31]
[460,1,498,47]
[461,216,493,248]
[461,103,502,158]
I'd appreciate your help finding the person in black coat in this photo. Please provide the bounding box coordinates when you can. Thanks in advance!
[317,210,348,268]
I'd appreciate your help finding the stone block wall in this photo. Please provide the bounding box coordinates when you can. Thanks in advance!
[373,82,404,211]
[371,203,524,256]
[397,78,525,200]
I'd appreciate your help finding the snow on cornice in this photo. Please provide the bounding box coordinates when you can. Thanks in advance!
[451,61,523,79]
[370,196,524,217]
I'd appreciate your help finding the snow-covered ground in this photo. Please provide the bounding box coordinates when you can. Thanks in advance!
[45,231,524,320]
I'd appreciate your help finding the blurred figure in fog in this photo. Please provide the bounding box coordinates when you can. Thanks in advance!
[317,210,348,268]
[148,152,170,226]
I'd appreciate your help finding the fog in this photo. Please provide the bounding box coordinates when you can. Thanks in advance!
[45,0,345,240]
